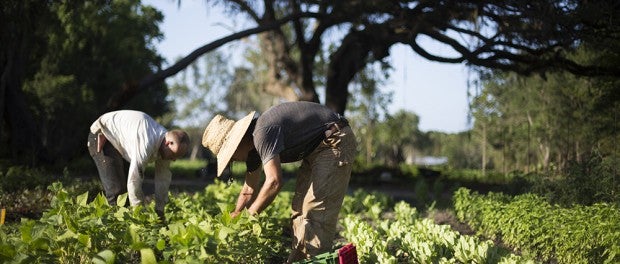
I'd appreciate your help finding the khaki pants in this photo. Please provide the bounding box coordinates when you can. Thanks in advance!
[287,126,357,263]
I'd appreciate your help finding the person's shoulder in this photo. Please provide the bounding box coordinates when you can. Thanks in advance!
[118,110,148,116]
[101,109,147,117]
[271,101,324,111]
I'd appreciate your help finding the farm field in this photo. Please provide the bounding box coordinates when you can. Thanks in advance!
[2,1,619,263]
[0,164,620,263]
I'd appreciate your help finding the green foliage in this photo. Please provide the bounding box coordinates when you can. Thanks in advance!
[0,166,51,193]
[469,46,620,175]
[0,181,290,263]
[442,168,514,185]
[426,131,482,169]
[454,188,620,263]
[413,178,430,206]
[5,0,169,165]
[398,163,420,177]
[529,152,620,206]
[340,189,392,221]
[0,165,102,223]
[145,159,208,179]
[340,201,532,264]
[8,173,615,263]
[346,62,395,166]
[375,110,426,166]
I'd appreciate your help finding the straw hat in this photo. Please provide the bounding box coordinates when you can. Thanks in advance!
[202,111,256,177]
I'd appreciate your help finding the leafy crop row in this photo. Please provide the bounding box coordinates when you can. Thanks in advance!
[339,191,532,264]
[454,188,620,264]
[0,182,290,263]
[2,181,549,263]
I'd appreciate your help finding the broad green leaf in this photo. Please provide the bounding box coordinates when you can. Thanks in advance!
[19,221,34,243]
[252,223,262,236]
[129,224,140,244]
[199,246,208,260]
[216,203,229,214]
[92,249,116,264]
[78,233,91,248]
[140,248,157,264]
[63,212,78,232]
[156,239,166,251]
[117,193,128,207]
[31,237,50,250]
[114,207,130,220]
[57,230,77,241]
[0,244,15,258]
[220,210,232,225]
[218,226,235,241]
[76,192,89,206]
[49,182,63,192]
[93,193,109,207]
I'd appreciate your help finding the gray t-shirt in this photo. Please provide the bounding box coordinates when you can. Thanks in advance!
[246,102,342,172]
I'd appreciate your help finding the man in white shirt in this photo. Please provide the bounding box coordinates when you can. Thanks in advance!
[87,110,189,219]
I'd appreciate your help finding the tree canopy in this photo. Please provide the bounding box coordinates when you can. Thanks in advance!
[135,0,620,115]
[1,0,167,165]
[1,0,619,166]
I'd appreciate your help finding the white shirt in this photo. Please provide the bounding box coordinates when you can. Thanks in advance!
[90,110,171,211]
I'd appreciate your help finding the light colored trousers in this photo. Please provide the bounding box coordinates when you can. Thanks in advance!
[287,126,357,263]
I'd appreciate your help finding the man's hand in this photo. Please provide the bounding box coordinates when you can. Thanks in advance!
[96,133,107,153]
[230,210,257,218]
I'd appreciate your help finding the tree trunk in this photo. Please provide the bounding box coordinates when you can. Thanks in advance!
[325,31,371,115]
[325,25,395,114]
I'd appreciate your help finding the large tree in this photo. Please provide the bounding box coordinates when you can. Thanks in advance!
[1,0,167,165]
[120,0,620,116]
[3,0,620,165]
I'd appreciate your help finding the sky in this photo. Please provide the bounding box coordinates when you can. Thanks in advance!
[144,0,472,133]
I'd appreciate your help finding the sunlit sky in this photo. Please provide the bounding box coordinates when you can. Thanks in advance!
[144,0,472,133]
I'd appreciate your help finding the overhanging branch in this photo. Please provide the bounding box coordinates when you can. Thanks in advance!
[106,11,322,111]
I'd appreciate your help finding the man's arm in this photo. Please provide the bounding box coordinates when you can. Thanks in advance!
[127,160,145,207]
[232,169,261,216]
[246,155,283,216]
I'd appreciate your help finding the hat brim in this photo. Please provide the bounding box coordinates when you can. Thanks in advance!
[216,111,256,177]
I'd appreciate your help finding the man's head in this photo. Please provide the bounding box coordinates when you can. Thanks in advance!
[160,130,190,161]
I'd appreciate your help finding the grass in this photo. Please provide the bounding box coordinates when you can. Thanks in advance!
[143,159,208,179]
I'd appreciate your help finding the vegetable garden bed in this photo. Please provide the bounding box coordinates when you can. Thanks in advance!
[3,179,616,263]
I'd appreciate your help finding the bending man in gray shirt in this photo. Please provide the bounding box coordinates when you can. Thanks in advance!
[202,101,357,262]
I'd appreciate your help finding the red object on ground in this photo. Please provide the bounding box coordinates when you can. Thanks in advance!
[338,243,359,264]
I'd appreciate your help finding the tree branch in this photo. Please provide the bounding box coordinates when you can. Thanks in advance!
[106,11,322,111]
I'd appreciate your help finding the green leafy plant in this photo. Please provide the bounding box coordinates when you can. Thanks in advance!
[454,187,620,263]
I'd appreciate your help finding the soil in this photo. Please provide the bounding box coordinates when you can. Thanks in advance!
[427,209,475,235]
